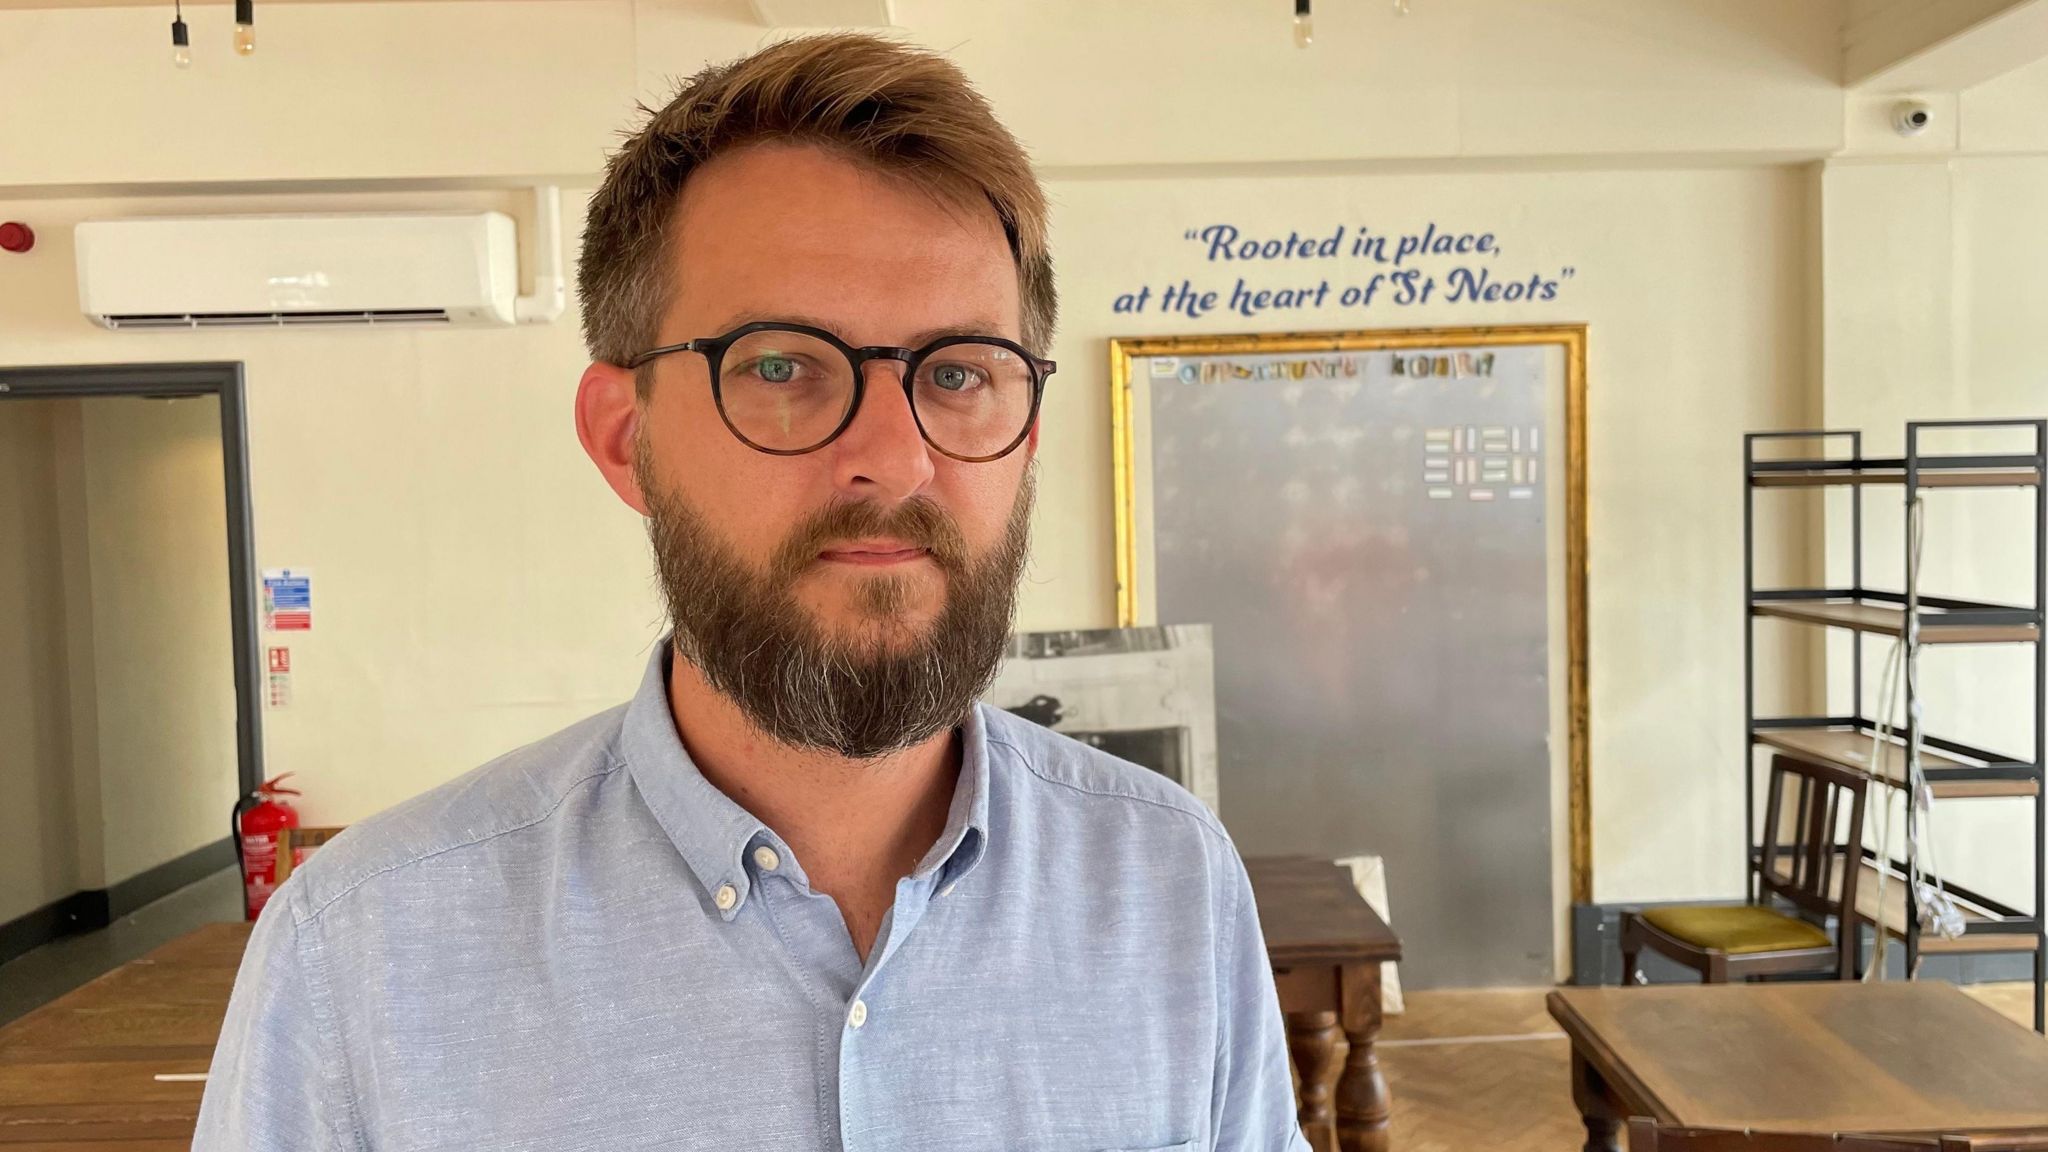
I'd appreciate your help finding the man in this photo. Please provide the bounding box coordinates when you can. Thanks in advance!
[195,33,1308,1152]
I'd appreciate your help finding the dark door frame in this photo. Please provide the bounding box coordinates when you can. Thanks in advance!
[0,362,265,800]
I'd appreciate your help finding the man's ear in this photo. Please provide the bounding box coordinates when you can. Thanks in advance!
[576,361,650,517]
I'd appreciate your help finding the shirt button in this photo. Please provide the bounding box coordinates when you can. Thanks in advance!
[753,846,780,872]
[848,1000,869,1029]
[714,884,738,912]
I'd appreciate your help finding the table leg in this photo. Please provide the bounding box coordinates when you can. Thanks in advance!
[1335,963,1390,1152]
[1578,1113,1622,1152]
[1569,1046,1624,1152]
[1286,1009,1340,1152]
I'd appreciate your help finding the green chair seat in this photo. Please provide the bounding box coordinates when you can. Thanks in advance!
[1641,905,1831,955]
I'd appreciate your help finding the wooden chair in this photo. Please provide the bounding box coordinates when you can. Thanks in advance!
[1622,753,1870,983]
[1626,1120,1934,1151]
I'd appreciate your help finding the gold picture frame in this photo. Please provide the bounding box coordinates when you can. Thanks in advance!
[1108,323,1591,904]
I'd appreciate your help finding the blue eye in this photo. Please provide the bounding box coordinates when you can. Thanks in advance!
[930,363,982,392]
[754,355,796,384]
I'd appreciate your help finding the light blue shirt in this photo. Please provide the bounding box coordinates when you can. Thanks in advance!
[194,643,1311,1152]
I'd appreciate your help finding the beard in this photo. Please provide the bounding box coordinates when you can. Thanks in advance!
[638,451,1034,761]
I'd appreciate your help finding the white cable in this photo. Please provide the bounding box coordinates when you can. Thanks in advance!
[513,186,566,325]
[1863,633,1906,981]
[1904,493,1967,944]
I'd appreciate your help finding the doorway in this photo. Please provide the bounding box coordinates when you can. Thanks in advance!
[0,363,261,1020]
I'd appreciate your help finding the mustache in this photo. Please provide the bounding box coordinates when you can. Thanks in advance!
[769,497,971,583]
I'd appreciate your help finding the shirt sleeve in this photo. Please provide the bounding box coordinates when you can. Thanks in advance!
[1209,850,1316,1152]
[191,887,358,1151]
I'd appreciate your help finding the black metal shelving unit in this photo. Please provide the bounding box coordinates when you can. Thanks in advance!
[1743,420,2047,1032]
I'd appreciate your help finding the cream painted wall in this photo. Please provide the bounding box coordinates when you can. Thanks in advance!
[1963,52,2048,152]
[75,394,242,887]
[0,401,79,925]
[0,189,663,834]
[0,388,247,909]
[50,400,108,891]
[1821,152,2048,912]
[0,1,639,186]
[644,0,1847,169]
[0,0,1847,191]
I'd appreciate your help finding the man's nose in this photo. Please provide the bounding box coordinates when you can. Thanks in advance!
[825,358,935,503]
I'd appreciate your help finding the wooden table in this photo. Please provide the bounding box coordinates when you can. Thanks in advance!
[1247,855,1404,1152]
[1549,981,2048,1152]
[0,920,249,1149]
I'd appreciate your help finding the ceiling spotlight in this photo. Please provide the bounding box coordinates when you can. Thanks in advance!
[170,1,191,68]
[234,0,255,55]
[1294,0,1313,47]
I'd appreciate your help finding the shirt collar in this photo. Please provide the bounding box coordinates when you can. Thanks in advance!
[619,640,992,917]
[918,703,991,888]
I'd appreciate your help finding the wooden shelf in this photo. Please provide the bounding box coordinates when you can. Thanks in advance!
[1751,599,2040,644]
[1753,727,2040,799]
[1744,429,2047,1012]
[1752,468,2041,489]
[1762,853,2039,955]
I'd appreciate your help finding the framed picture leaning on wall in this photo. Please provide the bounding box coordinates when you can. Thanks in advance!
[1110,324,1586,986]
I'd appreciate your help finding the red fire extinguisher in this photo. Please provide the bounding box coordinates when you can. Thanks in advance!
[234,774,301,921]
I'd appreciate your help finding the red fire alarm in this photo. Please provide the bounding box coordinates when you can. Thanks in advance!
[0,223,33,254]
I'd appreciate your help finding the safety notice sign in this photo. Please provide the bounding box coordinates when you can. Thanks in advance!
[266,646,292,708]
[261,569,312,632]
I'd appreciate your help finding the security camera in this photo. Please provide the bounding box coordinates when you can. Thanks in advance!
[1893,99,1932,137]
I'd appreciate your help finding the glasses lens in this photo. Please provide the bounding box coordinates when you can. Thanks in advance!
[716,328,857,452]
[911,341,1038,459]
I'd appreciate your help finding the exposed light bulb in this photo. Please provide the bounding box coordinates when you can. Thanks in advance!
[233,0,255,55]
[1293,0,1313,47]
[171,14,191,67]
[1394,0,1411,13]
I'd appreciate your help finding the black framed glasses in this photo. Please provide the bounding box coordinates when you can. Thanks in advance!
[626,321,1056,463]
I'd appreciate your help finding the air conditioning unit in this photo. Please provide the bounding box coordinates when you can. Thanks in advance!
[75,191,564,330]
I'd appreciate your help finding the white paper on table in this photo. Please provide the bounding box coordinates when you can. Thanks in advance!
[1333,854,1404,1015]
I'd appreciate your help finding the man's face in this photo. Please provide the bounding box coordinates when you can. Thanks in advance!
[631,143,1037,756]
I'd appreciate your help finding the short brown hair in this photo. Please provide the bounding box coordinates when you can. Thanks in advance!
[578,33,1056,382]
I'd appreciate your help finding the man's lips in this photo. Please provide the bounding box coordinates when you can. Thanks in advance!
[817,540,931,567]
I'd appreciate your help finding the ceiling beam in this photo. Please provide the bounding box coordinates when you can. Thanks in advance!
[1846,0,2048,91]
[748,0,891,27]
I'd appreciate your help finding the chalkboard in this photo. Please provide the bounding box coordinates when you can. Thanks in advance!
[1110,325,1587,987]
